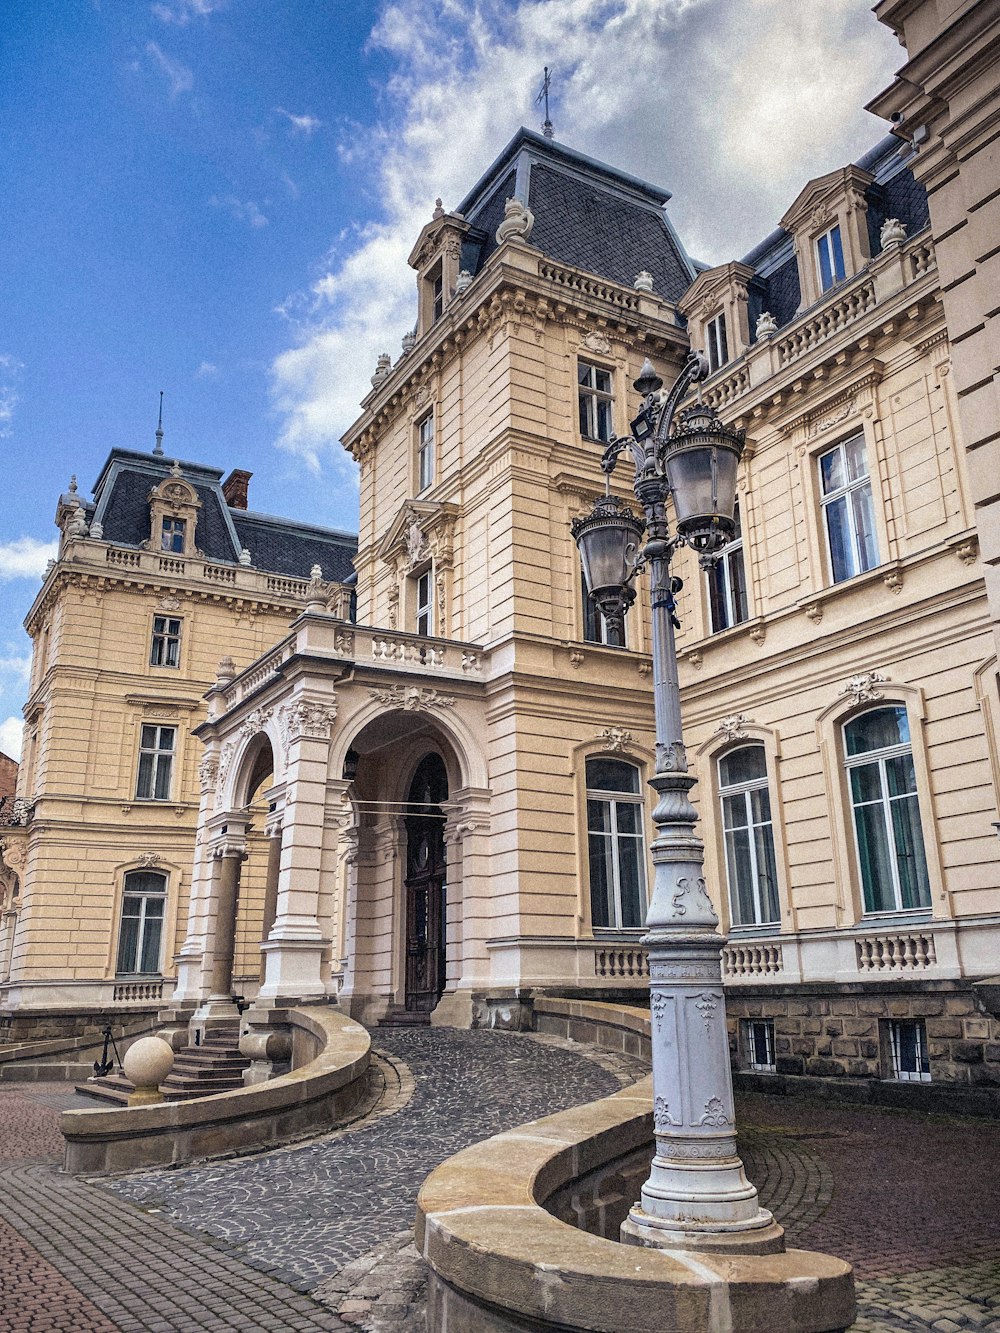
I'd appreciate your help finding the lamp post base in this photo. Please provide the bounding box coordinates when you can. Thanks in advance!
[621,1204,785,1255]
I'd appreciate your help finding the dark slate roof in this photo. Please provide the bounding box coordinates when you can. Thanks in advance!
[89,448,357,580]
[457,128,694,302]
[232,511,356,583]
[737,136,930,343]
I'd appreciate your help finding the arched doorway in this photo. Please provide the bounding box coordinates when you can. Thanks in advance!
[404,753,448,1013]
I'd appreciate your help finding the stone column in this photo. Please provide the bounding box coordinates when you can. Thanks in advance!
[258,822,282,985]
[171,746,224,1008]
[432,787,492,1028]
[209,848,244,999]
[258,693,338,1003]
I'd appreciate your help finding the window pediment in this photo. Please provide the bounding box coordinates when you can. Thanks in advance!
[378,500,459,572]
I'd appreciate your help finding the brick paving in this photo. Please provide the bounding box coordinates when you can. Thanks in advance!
[2,1032,1000,1331]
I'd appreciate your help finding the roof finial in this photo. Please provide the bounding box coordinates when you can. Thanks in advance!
[153,391,164,456]
[535,66,554,139]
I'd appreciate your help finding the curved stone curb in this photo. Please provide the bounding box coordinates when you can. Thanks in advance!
[416,1073,855,1333]
[60,1006,371,1175]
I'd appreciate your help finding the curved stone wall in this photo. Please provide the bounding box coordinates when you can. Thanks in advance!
[61,1006,371,1175]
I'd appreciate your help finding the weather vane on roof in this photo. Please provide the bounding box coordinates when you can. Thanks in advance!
[535,66,554,139]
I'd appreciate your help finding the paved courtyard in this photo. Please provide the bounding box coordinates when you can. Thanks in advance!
[0,1027,998,1331]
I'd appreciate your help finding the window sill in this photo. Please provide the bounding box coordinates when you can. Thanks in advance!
[857,909,933,928]
[592,928,645,940]
[728,923,782,939]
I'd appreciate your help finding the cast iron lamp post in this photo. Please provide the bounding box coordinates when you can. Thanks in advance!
[573,352,783,1254]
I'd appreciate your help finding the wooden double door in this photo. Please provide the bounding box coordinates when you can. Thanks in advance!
[403,754,448,1013]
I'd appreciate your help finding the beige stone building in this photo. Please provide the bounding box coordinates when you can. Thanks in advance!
[5,20,1000,1100]
[0,451,355,1037]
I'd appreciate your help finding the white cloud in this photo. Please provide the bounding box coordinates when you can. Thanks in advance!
[0,718,23,763]
[269,0,900,469]
[209,194,268,228]
[0,537,59,581]
[276,108,323,137]
[0,354,24,439]
[0,655,31,686]
[196,360,219,378]
[151,0,224,24]
[146,40,194,97]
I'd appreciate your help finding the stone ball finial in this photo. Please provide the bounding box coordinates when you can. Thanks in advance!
[123,1035,175,1105]
[371,352,391,387]
[433,197,445,219]
[216,655,236,683]
[454,269,473,296]
[401,329,416,356]
[633,271,655,292]
[309,563,323,582]
[89,519,104,540]
[496,196,534,246]
[755,311,778,339]
[880,217,907,249]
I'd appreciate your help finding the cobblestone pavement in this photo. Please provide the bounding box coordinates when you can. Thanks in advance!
[3,1032,1000,1331]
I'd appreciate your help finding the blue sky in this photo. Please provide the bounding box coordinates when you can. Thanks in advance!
[0,0,903,759]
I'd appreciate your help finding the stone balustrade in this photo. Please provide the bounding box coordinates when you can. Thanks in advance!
[69,539,317,604]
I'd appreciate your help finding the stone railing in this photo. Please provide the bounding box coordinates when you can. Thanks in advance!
[112,980,164,1003]
[723,941,784,979]
[701,362,751,410]
[909,236,936,279]
[776,278,878,368]
[594,945,649,979]
[88,541,319,604]
[537,261,641,311]
[855,931,937,973]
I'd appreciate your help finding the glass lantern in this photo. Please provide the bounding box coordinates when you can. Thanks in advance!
[662,403,745,552]
[571,495,645,644]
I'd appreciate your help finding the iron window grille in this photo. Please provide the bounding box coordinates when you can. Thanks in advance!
[819,434,879,583]
[817,224,846,291]
[578,361,614,443]
[888,1019,931,1082]
[719,745,780,927]
[844,706,931,915]
[116,871,167,975]
[136,724,175,801]
[150,616,181,668]
[586,758,647,931]
[743,1018,776,1072]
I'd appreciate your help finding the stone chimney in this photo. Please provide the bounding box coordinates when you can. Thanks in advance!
[222,469,252,510]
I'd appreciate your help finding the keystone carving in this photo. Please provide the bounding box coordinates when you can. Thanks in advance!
[840,670,887,705]
[717,714,752,742]
[598,727,633,753]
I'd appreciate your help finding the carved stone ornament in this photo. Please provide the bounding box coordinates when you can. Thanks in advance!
[454,269,473,296]
[656,741,688,773]
[569,649,584,669]
[717,714,752,742]
[280,699,338,749]
[0,839,28,874]
[216,741,237,794]
[804,603,823,625]
[749,622,766,647]
[239,707,272,741]
[369,685,456,711]
[812,400,854,436]
[371,353,391,387]
[697,1096,733,1128]
[598,727,634,753]
[138,852,162,867]
[654,1096,679,1130]
[688,650,703,670]
[755,311,778,338]
[880,217,907,248]
[956,538,979,566]
[406,518,430,570]
[582,329,612,356]
[198,753,219,794]
[693,992,720,1034]
[650,992,669,1027]
[158,596,181,611]
[633,270,655,293]
[840,670,888,705]
[670,876,718,925]
[883,568,904,594]
[496,196,534,245]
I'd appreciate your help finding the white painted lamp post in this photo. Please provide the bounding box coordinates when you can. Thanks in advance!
[573,352,783,1253]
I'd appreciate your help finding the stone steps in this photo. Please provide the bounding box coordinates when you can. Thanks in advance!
[76,1025,250,1105]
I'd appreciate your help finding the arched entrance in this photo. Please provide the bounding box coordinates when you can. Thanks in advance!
[404,753,448,1013]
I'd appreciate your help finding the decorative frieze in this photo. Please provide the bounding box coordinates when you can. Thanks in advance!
[368,685,456,711]
[280,699,338,749]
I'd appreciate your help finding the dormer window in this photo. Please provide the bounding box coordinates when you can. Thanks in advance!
[431,266,444,322]
[817,225,846,292]
[161,517,186,553]
[705,313,729,374]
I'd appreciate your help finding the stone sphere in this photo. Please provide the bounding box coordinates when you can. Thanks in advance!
[123,1035,175,1090]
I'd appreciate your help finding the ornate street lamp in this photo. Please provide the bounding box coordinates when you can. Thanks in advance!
[573,351,783,1254]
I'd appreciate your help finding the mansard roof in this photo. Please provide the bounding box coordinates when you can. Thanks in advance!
[89,448,357,582]
[454,128,696,302]
[734,135,931,341]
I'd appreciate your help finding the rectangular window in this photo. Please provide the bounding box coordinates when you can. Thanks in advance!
[578,361,614,443]
[582,574,626,648]
[586,758,646,930]
[150,616,181,668]
[742,1018,775,1072]
[719,745,781,927]
[416,570,433,637]
[707,504,748,632]
[888,1019,931,1082]
[706,312,728,374]
[819,434,879,583]
[417,414,434,493]
[161,517,186,553]
[136,724,175,800]
[116,871,167,975]
[817,224,846,292]
[432,270,444,322]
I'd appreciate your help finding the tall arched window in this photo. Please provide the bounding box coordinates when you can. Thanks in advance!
[719,745,780,927]
[116,871,167,975]
[586,758,646,930]
[844,706,930,914]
